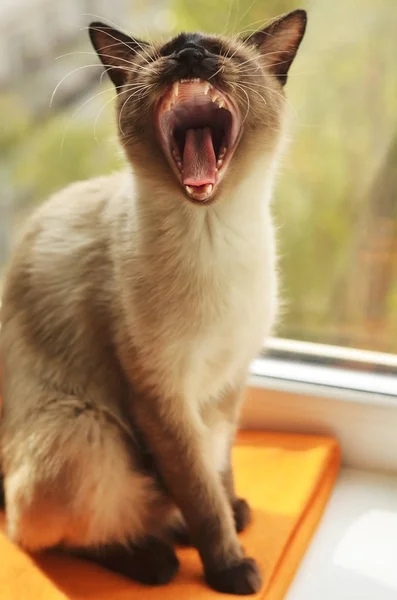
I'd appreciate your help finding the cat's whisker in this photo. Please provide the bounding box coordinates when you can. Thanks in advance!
[84,10,159,68]
[230,0,241,36]
[234,87,283,136]
[100,67,109,85]
[60,80,148,152]
[50,64,107,107]
[82,12,129,35]
[208,64,226,81]
[56,47,158,73]
[93,92,120,143]
[93,84,151,142]
[234,17,276,38]
[221,0,233,35]
[56,46,130,63]
[118,86,154,135]
[151,43,162,62]
[83,26,153,68]
[231,48,293,70]
[59,84,131,154]
[232,83,250,125]
[241,80,300,122]
[226,17,279,62]
[237,82,267,106]
[229,0,261,36]
[51,62,157,109]
[134,40,158,65]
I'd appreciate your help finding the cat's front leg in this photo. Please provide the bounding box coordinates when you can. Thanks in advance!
[172,384,253,545]
[173,473,252,544]
[222,469,252,534]
[218,384,253,535]
[131,391,262,595]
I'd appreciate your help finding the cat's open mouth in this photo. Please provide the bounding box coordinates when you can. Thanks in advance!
[156,79,242,203]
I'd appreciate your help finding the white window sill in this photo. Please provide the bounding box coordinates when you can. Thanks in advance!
[243,357,397,473]
[243,353,397,599]
[286,467,397,600]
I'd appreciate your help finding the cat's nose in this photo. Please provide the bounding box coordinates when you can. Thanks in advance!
[176,44,205,66]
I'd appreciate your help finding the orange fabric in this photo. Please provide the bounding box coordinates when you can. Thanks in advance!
[0,431,340,600]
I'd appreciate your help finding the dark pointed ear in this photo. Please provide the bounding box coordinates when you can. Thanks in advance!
[243,10,307,85]
[89,22,149,89]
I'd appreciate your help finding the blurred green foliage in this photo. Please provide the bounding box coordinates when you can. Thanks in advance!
[2,0,397,352]
[171,0,302,34]
[1,87,121,222]
[0,94,33,154]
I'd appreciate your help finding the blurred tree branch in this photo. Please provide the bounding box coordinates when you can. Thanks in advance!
[335,133,397,351]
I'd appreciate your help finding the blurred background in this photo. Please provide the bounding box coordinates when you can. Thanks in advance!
[1,0,397,354]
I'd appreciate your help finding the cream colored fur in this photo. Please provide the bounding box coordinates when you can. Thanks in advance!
[0,145,280,550]
[0,15,308,584]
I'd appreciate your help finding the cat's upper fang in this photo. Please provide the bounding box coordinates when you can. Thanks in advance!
[172,81,179,97]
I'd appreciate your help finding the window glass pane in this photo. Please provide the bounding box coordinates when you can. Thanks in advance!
[1,0,396,355]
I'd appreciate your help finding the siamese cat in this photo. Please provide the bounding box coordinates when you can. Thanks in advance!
[0,10,306,595]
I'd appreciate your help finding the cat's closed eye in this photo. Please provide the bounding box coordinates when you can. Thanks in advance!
[204,41,224,56]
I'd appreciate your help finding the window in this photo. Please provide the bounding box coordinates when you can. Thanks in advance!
[1,7,396,600]
[1,0,397,360]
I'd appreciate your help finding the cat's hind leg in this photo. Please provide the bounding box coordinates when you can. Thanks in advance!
[2,385,157,554]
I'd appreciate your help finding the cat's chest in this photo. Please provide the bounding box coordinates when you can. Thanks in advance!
[158,266,271,402]
[152,224,270,328]
[131,225,276,401]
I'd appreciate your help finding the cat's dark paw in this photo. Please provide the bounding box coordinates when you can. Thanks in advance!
[86,537,179,585]
[233,498,252,534]
[205,557,262,595]
[132,538,180,585]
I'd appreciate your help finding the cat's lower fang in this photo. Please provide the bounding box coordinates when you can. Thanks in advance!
[216,146,227,169]
[172,149,183,171]
[219,146,227,159]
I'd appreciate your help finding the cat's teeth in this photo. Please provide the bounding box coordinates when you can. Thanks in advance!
[172,81,179,96]
[203,82,210,95]
[185,183,213,200]
[217,147,227,168]
[177,161,182,170]
[209,89,218,102]
[180,78,201,83]
[208,90,225,109]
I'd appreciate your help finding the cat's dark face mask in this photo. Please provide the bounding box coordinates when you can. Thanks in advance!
[89,11,306,205]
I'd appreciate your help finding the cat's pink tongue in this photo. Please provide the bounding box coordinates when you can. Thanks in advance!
[182,127,216,186]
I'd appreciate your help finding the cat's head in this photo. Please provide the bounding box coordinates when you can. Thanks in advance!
[89,11,306,205]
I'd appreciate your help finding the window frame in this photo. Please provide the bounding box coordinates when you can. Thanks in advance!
[243,338,397,474]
